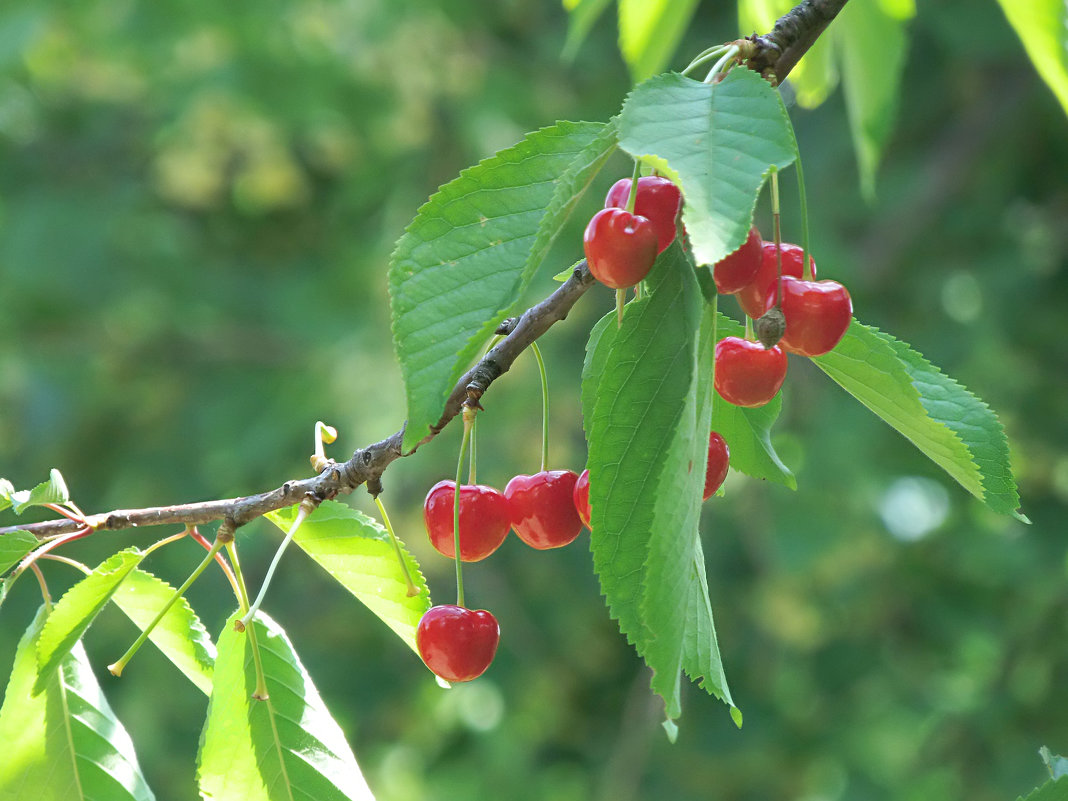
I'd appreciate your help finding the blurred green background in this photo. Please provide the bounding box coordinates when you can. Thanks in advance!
[1,1,1066,799]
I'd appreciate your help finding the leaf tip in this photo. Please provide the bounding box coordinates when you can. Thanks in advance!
[661,717,679,743]
[730,705,743,729]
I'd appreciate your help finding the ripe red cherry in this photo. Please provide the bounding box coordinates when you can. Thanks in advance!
[573,469,591,529]
[423,480,510,562]
[703,432,730,500]
[767,276,853,356]
[737,242,817,319]
[504,470,583,549]
[416,605,500,683]
[583,207,659,289]
[714,336,787,408]
[713,226,763,294]
[604,176,682,254]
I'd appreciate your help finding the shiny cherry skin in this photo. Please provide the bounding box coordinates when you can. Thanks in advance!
[766,276,853,356]
[703,432,730,500]
[416,605,500,683]
[583,207,659,289]
[737,242,817,319]
[573,469,591,529]
[423,480,510,562]
[504,470,583,549]
[714,336,788,408]
[713,226,763,294]
[604,176,682,254]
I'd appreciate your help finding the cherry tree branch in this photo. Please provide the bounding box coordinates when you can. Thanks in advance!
[1,264,596,541]
[742,0,850,84]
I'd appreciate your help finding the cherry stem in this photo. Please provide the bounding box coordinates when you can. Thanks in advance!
[469,415,478,485]
[373,495,419,597]
[40,554,90,574]
[453,405,476,608]
[680,45,730,77]
[142,530,190,557]
[310,420,338,473]
[616,288,625,329]
[745,315,755,341]
[188,525,241,602]
[30,563,50,607]
[226,540,252,613]
[225,538,269,698]
[108,535,225,677]
[771,168,783,306]
[44,503,84,524]
[530,341,550,472]
[704,44,740,83]
[625,160,641,213]
[239,496,318,630]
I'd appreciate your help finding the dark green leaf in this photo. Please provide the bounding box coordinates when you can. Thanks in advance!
[197,611,375,801]
[813,321,1023,518]
[390,120,617,451]
[617,69,797,267]
[1017,777,1068,801]
[0,605,155,801]
[618,0,701,83]
[34,548,144,694]
[0,530,39,575]
[110,568,216,695]
[267,500,431,655]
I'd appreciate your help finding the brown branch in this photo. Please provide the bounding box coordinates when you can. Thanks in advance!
[1,262,596,540]
[743,0,850,85]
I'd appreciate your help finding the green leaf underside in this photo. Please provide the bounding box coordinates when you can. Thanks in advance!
[1017,777,1068,801]
[267,500,431,655]
[390,120,617,452]
[0,605,155,801]
[10,468,70,514]
[35,548,144,695]
[617,69,797,267]
[813,320,1021,517]
[583,243,733,722]
[196,611,375,801]
[0,477,15,511]
[618,0,702,84]
[996,0,1068,118]
[109,568,216,695]
[0,530,39,574]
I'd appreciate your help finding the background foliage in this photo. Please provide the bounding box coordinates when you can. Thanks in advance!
[0,1,1066,799]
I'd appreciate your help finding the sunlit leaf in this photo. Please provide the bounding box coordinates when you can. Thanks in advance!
[0,605,155,801]
[0,530,39,575]
[0,478,14,511]
[618,0,701,83]
[196,611,375,801]
[996,0,1068,118]
[10,468,70,514]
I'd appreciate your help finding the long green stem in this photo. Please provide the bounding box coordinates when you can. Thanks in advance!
[704,44,740,83]
[680,45,730,77]
[239,499,316,629]
[452,407,475,608]
[530,341,550,472]
[226,541,252,613]
[374,496,419,597]
[226,539,269,699]
[771,168,783,306]
[469,416,478,485]
[108,536,224,677]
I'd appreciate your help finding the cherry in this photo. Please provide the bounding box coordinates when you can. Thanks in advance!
[766,276,853,357]
[604,176,682,254]
[416,605,500,682]
[737,241,817,320]
[423,480,511,562]
[573,469,591,529]
[504,470,583,549]
[714,336,787,408]
[712,226,763,294]
[583,207,659,289]
[703,432,730,500]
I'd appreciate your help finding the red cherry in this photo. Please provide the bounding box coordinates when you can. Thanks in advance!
[714,336,787,408]
[767,276,853,356]
[604,176,682,254]
[416,605,500,683]
[423,480,510,562]
[504,470,583,549]
[737,242,817,319]
[712,226,763,294]
[703,432,730,500]
[583,207,659,289]
[573,469,591,529]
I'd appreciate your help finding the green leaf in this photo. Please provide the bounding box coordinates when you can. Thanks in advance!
[0,530,39,574]
[0,477,14,511]
[1018,777,1068,801]
[618,0,701,83]
[618,69,798,267]
[390,120,617,451]
[267,500,431,655]
[996,0,1068,118]
[34,548,144,694]
[197,611,375,801]
[109,568,216,695]
[813,320,1023,518]
[834,0,912,199]
[10,468,70,514]
[561,0,613,61]
[0,605,155,801]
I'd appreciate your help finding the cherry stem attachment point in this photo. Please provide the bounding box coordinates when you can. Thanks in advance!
[704,44,740,83]
[453,405,476,608]
[188,525,241,603]
[310,421,338,473]
[530,341,550,472]
[374,495,419,597]
[108,533,225,678]
[680,45,731,77]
